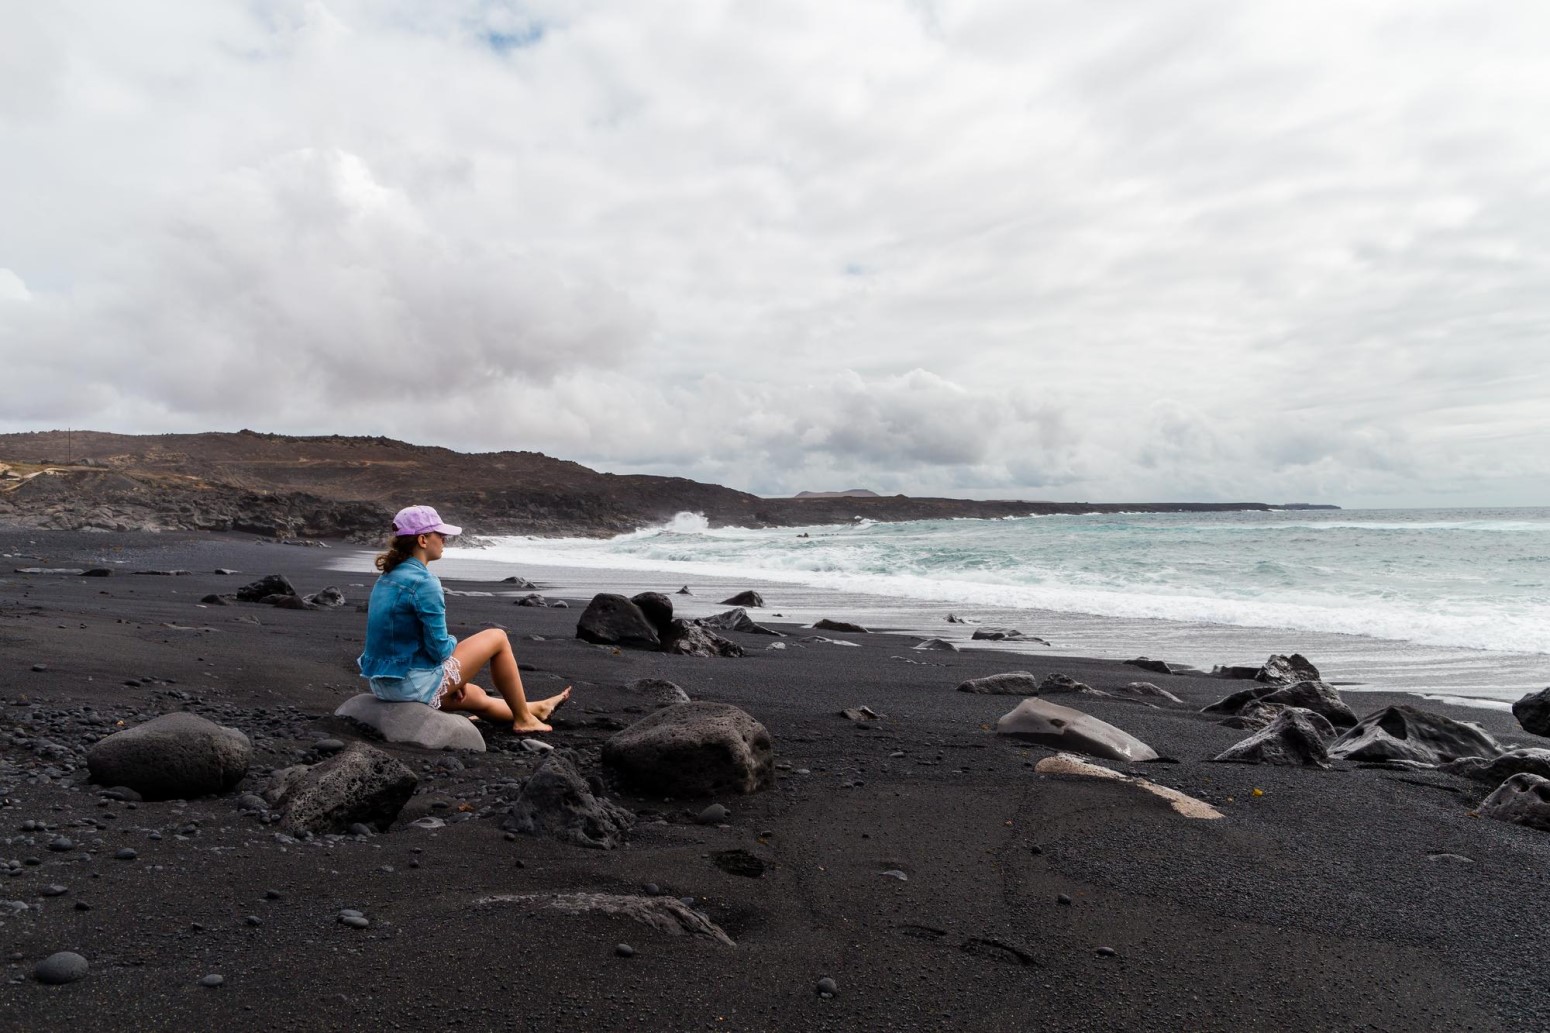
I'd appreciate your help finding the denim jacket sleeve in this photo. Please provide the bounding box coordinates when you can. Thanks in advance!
[414,574,458,664]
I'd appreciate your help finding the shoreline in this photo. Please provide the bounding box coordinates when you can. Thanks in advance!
[5,528,1550,1031]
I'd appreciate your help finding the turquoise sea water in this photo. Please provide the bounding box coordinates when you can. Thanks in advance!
[354,507,1550,708]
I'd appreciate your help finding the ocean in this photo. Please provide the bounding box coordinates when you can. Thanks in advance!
[342,507,1550,710]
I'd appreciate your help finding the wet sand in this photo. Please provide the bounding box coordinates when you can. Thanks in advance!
[3,530,1549,1032]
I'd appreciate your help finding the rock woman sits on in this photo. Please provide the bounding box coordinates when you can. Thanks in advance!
[357,506,570,733]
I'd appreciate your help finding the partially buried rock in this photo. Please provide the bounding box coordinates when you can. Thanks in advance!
[1112,682,1185,705]
[87,712,251,801]
[303,586,345,608]
[516,593,549,607]
[501,576,538,590]
[622,678,691,708]
[995,698,1160,763]
[1037,673,1105,697]
[268,744,418,836]
[661,620,745,658]
[1203,680,1358,729]
[957,672,1041,696]
[1478,772,1550,832]
[914,638,958,652]
[971,628,1048,644]
[1442,748,1550,784]
[1125,657,1175,675]
[1256,653,1322,685]
[812,618,868,634]
[576,594,660,649]
[1212,708,1334,767]
[334,694,486,752]
[236,574,298,603]
[502,753,634,850]
[696,608,782,636]
[1511,688,1550,738]
[35,952,89,985]
[721,590,764,607]
[603,702,775,797]
[1328,705,1500,765]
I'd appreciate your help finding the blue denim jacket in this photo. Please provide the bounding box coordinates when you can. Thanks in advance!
[356,558,458,679]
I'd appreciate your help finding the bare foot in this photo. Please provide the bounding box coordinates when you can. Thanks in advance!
[530,685,572,721]
[511,718,553,734]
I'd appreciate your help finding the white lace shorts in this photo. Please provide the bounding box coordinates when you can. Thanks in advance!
[368,656,463,709]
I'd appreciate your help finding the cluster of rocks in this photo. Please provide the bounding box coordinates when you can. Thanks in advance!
[72,693,776,858]
[201,573,346,610]
[575,592,757,658]
[984,651,1550,837]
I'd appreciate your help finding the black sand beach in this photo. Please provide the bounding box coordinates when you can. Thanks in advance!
[4,530,1550,1032]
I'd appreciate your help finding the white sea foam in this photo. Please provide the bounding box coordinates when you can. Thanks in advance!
[459,507,1550,659]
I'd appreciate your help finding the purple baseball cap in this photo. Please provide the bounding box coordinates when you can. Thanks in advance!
[392,505,461,537]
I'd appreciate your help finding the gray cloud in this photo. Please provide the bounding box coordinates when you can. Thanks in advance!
[2,1,1548,507]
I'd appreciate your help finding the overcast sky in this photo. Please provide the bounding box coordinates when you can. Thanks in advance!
[2,1,1547,507]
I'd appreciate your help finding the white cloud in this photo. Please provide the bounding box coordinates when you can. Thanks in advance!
[2,0,1548,507]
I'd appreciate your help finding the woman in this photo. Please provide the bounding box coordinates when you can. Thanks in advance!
[357,505,570,733]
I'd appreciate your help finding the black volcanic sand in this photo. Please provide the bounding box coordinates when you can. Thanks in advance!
[3,530,1550,1032]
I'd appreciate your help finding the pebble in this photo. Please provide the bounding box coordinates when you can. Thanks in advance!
[642,883,660,896]
[615,943,635,958]
[348,823,374,837]
[520,739,553,754]
[40,884,68,897]
[35,952,89,985]
[1095,946,1118,957]
[1057,894,1072,906]
[880,869,908,881]
[339,910,370,929]
[31,664,47,673]
[200,973,225,988]
[114,848,137,861]
[696,804,729,825]
[314,739,345,755]
[47,837,74,852]
[816,976,838,998]
[264,889,283,900]
[244,915,262,927]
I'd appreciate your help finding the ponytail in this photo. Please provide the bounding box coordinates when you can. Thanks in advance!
[374,534,418,573]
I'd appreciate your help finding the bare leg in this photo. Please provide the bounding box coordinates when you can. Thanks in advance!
[442,628,571,733]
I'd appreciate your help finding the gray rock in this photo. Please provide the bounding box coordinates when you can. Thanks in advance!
[697,803,729,824]
[1113,682,1185,705]
[972,628,1050,644]
[87,712,251,801]
[1257,653,1322,685]
[303,586,345,608]
[721,591,764,607]
[575,594,660,649]
[516,593,549,607]
[603,702,775,797]
[1329,705,1501,765]
[270,744,418,836]
[661,620,745,658]
[1212,708,1334,767]
[914,638,959,652]
[1479,772,1550,832]
[1038,673,1106,697]
[502,754,634,850]
[957,671,1041,695]
[35,952,89,985]
[200,974,225,987]
[1125,657,1176,675]
[622,678,691,708]
[696,608,782,636]
[498,892,735,946]
[995,698,1160,763]
[1256,681,1358,729]
[816,976,839,997]
[812,618,868,633]
[1442,748,1550,783]
[1511,688,1550,737]
[333,694,486,752]
[501,576,539,589]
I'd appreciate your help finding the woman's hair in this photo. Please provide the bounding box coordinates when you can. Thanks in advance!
[374,533,419,573]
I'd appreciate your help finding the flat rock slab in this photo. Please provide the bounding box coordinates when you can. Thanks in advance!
[334,694,486,752]
[479,892,735,946]
[1034,753,1221,819]
[995,697,1160,763]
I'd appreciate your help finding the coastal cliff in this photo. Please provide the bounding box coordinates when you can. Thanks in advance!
[0,429,1274,538]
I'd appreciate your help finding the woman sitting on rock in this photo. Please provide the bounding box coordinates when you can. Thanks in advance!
[357,505,570,733]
